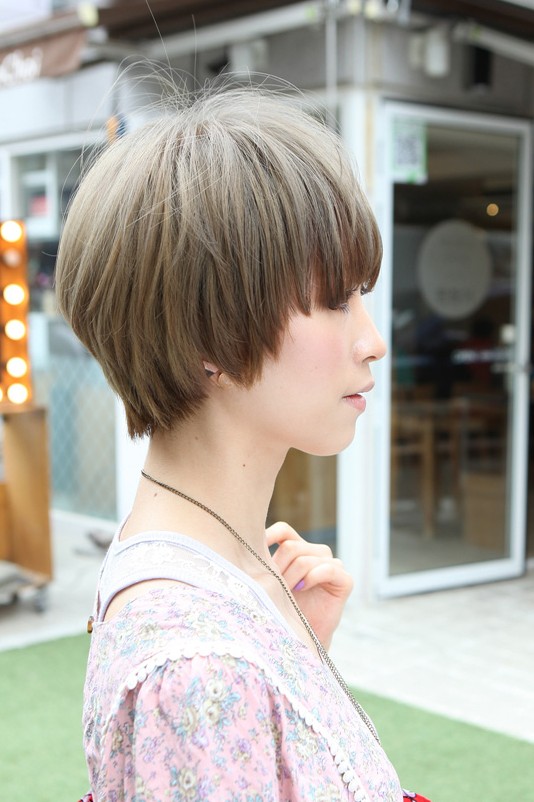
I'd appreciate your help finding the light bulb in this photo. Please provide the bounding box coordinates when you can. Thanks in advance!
[7,383,29,404]
[5,319,26,340]
[1,248,21,267]
[0,221,23,243]
[0,387,3,402]
[3,284,25,305]
[6,357,27,378]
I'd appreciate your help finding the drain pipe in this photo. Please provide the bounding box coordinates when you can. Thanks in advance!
[453,21,534,69]
[324,0,340,124]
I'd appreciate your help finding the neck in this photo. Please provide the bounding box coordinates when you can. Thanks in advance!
[132,404,287,561]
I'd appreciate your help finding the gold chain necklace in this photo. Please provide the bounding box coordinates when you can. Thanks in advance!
[141,469,380,744]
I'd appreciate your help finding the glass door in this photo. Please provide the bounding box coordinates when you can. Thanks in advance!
[379,104,531,595]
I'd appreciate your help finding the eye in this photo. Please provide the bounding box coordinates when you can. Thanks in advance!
[330,286,358,313]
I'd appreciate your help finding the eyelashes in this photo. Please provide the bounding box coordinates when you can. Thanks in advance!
[329,284,370,313]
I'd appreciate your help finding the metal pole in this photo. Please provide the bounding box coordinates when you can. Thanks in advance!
[324,0,339,125]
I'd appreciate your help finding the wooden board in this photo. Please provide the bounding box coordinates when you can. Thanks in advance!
[0,483,10,561]
[1,406,52,578]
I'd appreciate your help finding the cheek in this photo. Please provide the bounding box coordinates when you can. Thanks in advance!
[285,320,345,379]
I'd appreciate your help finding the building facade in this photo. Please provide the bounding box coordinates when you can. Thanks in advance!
[0,0,532,599]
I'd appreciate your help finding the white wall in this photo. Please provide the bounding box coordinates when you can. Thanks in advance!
[0,62,117,144]
[372,22,533,115]
[115,399,148,522]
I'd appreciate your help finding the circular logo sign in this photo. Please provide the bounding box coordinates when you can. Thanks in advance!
[417,220,491,320]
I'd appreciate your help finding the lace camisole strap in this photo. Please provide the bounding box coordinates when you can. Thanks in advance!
[94,528,294,637]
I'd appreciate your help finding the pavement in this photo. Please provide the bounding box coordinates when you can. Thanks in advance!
[1,522,533,745]
[331,570,534,744]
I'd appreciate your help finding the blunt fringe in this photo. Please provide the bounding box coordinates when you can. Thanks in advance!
[55,84,382,438]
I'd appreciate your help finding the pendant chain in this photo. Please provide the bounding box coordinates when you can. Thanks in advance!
[141,469,380,744]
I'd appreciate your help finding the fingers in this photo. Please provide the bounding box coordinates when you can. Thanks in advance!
[265,521,351,595]
[268,529,333,574]
[274,540,334,578]
[301,560,354,598]
[284,556,353,596]
[265,521,302,548]
[277,553,328,591]
[266,522,332,558]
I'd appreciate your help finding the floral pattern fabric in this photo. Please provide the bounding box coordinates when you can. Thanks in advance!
[79,791,430,802]
[81,530,430,801]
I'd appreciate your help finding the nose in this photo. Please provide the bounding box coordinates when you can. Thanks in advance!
[358,302,387,364]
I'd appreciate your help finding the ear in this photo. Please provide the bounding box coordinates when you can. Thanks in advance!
[203,361,233,388]
[217,372,234,389]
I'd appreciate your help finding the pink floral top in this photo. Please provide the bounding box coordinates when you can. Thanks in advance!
[83,530,405,801]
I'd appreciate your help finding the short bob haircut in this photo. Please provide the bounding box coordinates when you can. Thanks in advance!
[56,85,382,439]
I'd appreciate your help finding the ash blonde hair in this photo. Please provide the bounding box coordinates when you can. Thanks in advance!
[56,85,382,438]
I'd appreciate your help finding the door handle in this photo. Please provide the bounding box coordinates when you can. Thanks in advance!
[491,361,532,375]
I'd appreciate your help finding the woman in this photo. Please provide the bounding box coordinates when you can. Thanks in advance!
[56,85,430,802]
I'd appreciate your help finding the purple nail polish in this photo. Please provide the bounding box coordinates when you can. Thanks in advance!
[293,579,305,591]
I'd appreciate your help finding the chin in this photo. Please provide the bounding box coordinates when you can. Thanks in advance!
[300,425,358,458]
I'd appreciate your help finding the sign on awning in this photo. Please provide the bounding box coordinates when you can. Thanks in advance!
[0,29,86,88]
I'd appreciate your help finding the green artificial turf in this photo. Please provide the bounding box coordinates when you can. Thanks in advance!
[0,634,90,802]
[0,634,532,802]
[354,687,534,801]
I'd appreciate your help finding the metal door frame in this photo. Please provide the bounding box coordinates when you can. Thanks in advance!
[374,101,532,597]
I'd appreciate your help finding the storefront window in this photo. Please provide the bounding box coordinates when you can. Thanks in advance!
[389,120,523,576]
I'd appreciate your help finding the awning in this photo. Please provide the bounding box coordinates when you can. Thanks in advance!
[96,0,534,43]
[0,28,86,88]
[410,0,534,41]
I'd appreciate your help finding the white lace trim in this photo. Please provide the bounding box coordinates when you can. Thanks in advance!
[95,531,300,644]
[110,640,372,802]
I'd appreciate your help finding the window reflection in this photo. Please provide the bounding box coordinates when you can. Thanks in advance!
[389,125,519,575]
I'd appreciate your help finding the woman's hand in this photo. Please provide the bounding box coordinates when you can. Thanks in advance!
[266,521,354,650]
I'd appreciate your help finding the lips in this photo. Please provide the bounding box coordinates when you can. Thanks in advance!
[344,380,375,398]
[343,393,367,411]
[342,381,374,411]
